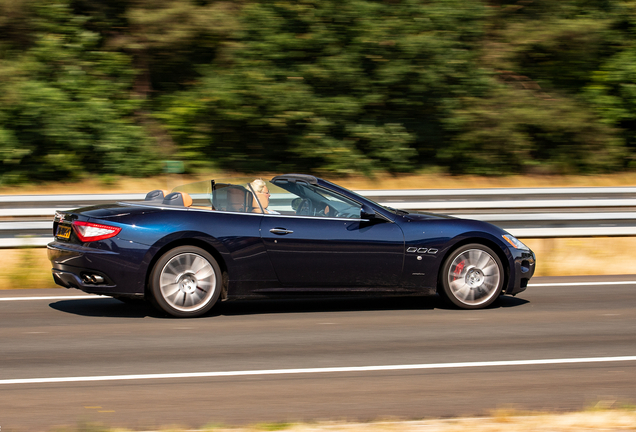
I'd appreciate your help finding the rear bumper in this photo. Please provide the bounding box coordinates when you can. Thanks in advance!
[47,241,147,297]
[50,268,123,295]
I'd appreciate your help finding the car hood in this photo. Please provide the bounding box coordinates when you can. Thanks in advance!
[401,211,456,221]
[402,212,507,238]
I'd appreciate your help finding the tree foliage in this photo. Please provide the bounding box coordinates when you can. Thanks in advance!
[0,0,160,184]
[159,0,488,174]
[1,0,635,183]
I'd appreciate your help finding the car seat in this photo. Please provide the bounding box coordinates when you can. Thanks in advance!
[162,191,193,207]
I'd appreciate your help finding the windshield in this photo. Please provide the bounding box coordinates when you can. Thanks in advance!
[169,176,408,217]
[321,180,409,215]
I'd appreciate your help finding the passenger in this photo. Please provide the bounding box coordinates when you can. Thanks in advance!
[250,179,280,214]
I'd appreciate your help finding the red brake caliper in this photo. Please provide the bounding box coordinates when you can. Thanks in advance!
[453,260,466,281]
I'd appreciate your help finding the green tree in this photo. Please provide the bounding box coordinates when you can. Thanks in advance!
[1,0,633,183]
[0,0,159,184]
[160,0,490,175]
[439,0,625,174]
[585,1,636,168]
[442,86,623,174]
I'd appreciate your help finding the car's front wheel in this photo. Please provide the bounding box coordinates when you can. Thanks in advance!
[439,243,504,309]
[150,246,221,317]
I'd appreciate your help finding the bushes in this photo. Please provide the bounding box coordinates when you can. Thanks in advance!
[1,0,634,183]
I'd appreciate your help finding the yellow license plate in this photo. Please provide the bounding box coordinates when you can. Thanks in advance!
[56,225,71,239]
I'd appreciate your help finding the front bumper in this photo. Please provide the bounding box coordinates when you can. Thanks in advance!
[506,248,536,295]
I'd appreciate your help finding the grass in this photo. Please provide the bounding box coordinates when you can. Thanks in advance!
[523,237,636,276]
[45,408,636,432]
[1,247,56,289]
[254,423,294,431]
[1,171,636,195]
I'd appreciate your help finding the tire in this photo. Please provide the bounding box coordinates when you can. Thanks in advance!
[439,243,504,309]
[149,246,221,317]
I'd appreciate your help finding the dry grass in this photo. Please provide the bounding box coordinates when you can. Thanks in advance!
[525,237,636,277]
[335,172,636,190]
[252,410,636,432]
[1,172,636,195]
[71,409,636,432]
[0,247,57,289]
[247,409,636,432]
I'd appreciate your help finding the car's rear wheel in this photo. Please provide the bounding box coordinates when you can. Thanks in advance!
[150,246,221,317]
[439,243,504,309]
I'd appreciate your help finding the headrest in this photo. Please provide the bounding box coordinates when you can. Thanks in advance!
[225,186,249,212]
[252,193,264,213]
[145,189,170,202]
[249,192,261,213]
[162,192,193,207]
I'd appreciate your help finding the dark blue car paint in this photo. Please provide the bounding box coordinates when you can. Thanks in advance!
[395,214,531,295]
[259,215,405,288]
[48,177,535,301]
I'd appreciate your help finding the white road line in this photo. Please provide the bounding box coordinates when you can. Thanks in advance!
[0,295,102,301]
[2,356,636,386]
[529,281,636,287]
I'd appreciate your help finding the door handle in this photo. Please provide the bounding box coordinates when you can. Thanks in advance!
[269,228,294,235]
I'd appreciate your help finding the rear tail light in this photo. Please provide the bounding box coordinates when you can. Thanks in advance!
[72,221,121,242]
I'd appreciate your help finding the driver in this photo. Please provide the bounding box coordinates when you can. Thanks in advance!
[291,197,335,217]
[250,179,280,214]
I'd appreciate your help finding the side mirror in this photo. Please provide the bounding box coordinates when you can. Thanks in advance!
[360,204,377,220]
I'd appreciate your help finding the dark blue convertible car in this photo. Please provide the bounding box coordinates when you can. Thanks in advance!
[48,174,535,317]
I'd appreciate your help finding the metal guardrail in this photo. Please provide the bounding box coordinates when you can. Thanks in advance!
[1,187,636,247]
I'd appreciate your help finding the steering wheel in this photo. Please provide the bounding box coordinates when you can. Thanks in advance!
[296,198,313,216]
[318,205,340,218]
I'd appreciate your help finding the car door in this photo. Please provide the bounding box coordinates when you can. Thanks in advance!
[258,182,405,288]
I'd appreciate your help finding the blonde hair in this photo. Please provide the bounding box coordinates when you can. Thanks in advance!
[250,179,267,194]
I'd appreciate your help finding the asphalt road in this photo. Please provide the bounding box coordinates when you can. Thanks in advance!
[1,275,636,431]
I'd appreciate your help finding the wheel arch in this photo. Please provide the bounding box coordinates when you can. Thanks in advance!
[144,237,229,301]
[436,236,510,294]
